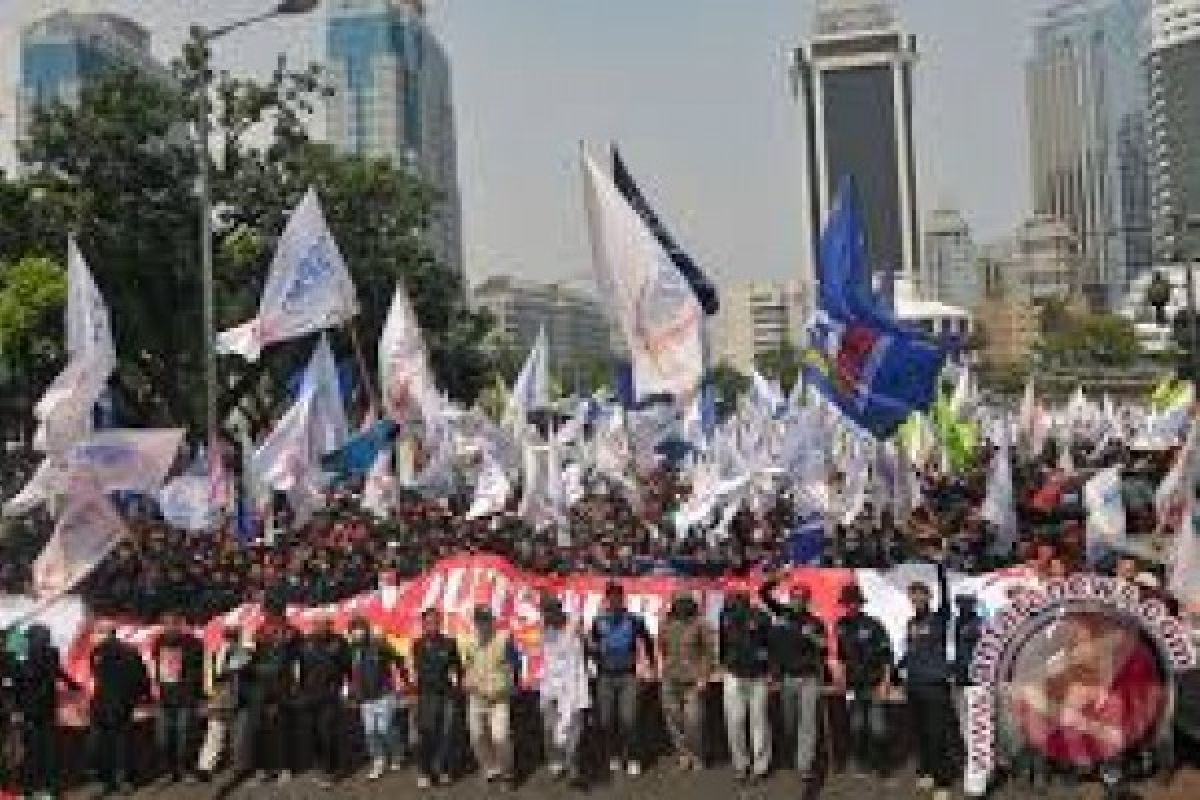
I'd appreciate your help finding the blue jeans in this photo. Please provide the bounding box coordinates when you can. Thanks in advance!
[360,694,399,763]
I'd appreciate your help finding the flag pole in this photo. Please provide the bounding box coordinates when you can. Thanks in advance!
[347,322,380,416]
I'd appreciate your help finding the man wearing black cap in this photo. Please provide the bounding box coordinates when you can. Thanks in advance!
[588,581,655,777]
[834,583,893,779]
[900,576,953,800]
[761,574,827,782]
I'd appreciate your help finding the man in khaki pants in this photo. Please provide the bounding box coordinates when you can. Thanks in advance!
[461,606,521,788]
[197,624,250,780]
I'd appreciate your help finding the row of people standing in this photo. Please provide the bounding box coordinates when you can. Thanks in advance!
[5,569,982,798]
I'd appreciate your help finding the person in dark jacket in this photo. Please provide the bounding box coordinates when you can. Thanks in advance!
[88,621,150,795]
[951,593,983,770]
[347,615,409,780]
[411,608,463,789]
[761,575,826,781]
[718,591,773,783]
[588,582,655,777]
[19,624,80,798]
[899,576,953,799]
[244,614,298,786]
[152,611,205,783]
[834,584,893,778]
[294,614,351,788]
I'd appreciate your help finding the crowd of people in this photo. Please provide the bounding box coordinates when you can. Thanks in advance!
[0,427,1191,799]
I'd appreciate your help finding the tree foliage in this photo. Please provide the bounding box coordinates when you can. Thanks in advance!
[755,340,801,396]
[1034,303,1141,368]
[2,35,495,438]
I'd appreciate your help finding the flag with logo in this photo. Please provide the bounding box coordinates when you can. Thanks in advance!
[32,478,127,597]
[379,281,433,424]
[582,151,704,402]
[67,428,184,495]
[217,188,358,361]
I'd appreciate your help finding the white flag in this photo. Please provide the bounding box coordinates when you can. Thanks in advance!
[508,325,549,421]
[751,370,784,415]
[582,151,703,401]
[981,439,1017,554]
[1084,466,1126,561]
[159,474,219,532]
[252,335,349,498]
[33,239,116,453]
[466,451,512,520]
[217,188,358,361]
[1156,422,1197,535]
[839,435,870,525]
[379,282,433,423]
[67,428,184,495]
[1169,502,1200,608]
[32,479,127,598]
[3,458,69,517]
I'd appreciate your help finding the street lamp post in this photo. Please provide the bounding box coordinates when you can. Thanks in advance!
[195,0,319,451]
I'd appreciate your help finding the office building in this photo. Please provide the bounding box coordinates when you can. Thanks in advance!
[472,275,616,383]
[923,208,981,310]
[712,281,809,374]
[1026,0,1151,309]
[1149,1,1200,263]
[793,0,921,279]
[17,11,166,142]
[326,0,462,272]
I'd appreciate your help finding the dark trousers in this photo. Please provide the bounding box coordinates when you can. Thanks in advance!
[250,703,287,773]
[89,712,133,788]
[23,718,58,793]
[416,693,457,779]
[595,672,640,763]
[909,683,953,787]
[156,705,196,778]
[298,698,342,777]
[845,690,887,774]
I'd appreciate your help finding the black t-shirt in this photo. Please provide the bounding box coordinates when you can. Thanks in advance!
[413,633,462,695]
[153,630,205,706]
[835,611,893,689]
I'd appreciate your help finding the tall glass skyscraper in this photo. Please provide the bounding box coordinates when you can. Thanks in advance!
[793,0,921,284]
[1150,0,1200,263]
[325,0,462,273]
[18,11,165,142]
[1026,0,1151,309]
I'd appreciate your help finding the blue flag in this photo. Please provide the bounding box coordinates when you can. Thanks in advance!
[320,419,398,480]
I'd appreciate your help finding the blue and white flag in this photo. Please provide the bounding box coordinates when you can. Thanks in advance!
[1084,466,1126,563]
[582,150,704,402]
[379,281,434,424]
[159,474,220,532]
[218,188,358,362]
[508,325,549,423]
[67,428,185,495]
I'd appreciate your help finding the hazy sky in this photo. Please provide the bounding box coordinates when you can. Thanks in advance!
[0,0,1048,288]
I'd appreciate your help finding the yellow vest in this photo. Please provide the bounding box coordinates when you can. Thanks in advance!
[462,631,513,700]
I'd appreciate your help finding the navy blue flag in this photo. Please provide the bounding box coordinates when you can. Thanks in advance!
[611,145,720,316]
[320,419,398,479]
[783,515,826,566]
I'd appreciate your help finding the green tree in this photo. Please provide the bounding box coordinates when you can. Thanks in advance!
[755,340,801,395]
[708,363,751,419]
[6,35,496,437]
[1035,306,1141,368]
[0,255,67,447]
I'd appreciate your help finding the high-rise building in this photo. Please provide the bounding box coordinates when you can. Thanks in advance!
[17,11,166,143]
[923,208,981,310]
[793,0,921,280]
[1026,0,1151,309]
[1149,1,1200,263]
[712,281,810,374]
[472,276,616,383]
[326,0,462,273]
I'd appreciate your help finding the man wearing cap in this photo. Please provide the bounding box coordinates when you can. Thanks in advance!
[588,581,656,777]
[761,574,827,782]
[538,595,589,786]
[461,605,521,787]
[718,591,773,784]
[900,574,954,800]
[657,590,714,771]
[834,583,893,779]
